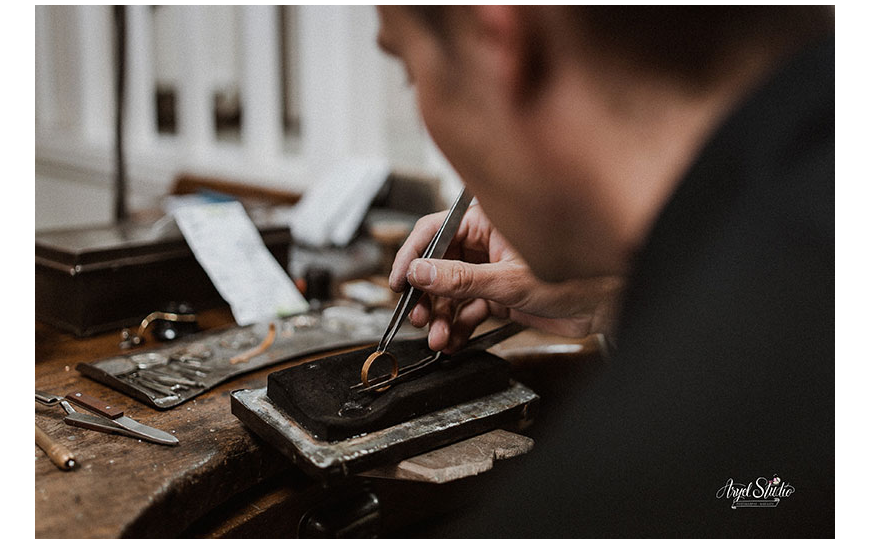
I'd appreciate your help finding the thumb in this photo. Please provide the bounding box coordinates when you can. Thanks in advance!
[407,258,528,307]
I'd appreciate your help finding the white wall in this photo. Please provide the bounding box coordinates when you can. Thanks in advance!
[35,5,455,231]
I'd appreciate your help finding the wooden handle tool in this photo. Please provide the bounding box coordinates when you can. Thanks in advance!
[65,391,124,419]
[35,424,76,471]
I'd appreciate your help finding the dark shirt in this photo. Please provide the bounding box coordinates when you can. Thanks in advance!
[412,35,834,537]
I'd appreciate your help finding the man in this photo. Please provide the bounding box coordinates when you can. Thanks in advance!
[378,6,833,537]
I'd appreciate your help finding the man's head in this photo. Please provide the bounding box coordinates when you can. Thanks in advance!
[377,6,833,281]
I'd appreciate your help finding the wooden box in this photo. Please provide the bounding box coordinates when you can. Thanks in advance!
[36,221,292,336]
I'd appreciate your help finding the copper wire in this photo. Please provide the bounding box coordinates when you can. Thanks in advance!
[136,310,197,339]
[360,350,399,392]
[230,323,277,365]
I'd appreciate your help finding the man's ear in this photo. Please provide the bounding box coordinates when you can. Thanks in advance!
[471,5,548,107]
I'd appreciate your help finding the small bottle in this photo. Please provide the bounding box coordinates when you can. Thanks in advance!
[304,266,332,311]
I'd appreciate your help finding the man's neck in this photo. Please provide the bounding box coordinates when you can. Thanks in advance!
[536,45,786,275]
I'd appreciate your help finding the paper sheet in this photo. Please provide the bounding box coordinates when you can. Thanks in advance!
[289,157,391,247]
[173,201,309,325]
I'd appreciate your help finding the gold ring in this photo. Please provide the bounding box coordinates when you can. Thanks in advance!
[361,350,399,392]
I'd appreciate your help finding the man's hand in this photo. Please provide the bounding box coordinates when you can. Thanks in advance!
[389,204,622,353]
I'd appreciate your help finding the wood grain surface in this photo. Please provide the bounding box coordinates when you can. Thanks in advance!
[36,308,304,538]
[35,308,602,537]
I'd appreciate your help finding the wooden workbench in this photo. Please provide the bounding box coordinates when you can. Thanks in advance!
[35,308,604,537]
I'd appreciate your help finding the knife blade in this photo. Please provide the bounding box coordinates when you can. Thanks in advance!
[65,392,179,446]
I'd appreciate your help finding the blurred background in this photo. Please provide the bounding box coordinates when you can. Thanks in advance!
[35,5,458,231]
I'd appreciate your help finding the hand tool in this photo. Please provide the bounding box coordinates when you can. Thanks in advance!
[35,390,179,446]
[35,423,76,470]
[364,187,474,387]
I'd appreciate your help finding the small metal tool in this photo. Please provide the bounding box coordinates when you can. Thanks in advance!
[363,187,474,388]
[36,390,179,446]
[377,187,474,354]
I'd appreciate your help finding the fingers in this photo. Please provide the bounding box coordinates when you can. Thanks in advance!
[488,301,510,319]
[508,310,593,338]
[388,211,447,292]
[388,205,491,292]
[406,258,529,308]
[444,298,491,353]
[409,292,489,352]
[408,294,431,327]
[414,297,490,353]
[427,295,456,352]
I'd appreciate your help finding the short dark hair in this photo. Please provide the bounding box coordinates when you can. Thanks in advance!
[574,6,833,86]
[408,6,834,87]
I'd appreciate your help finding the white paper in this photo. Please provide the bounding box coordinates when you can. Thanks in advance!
[289,157,391,247]
[173,201,309,326]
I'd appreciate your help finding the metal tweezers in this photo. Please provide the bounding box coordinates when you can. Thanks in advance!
[375,186,475,354]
